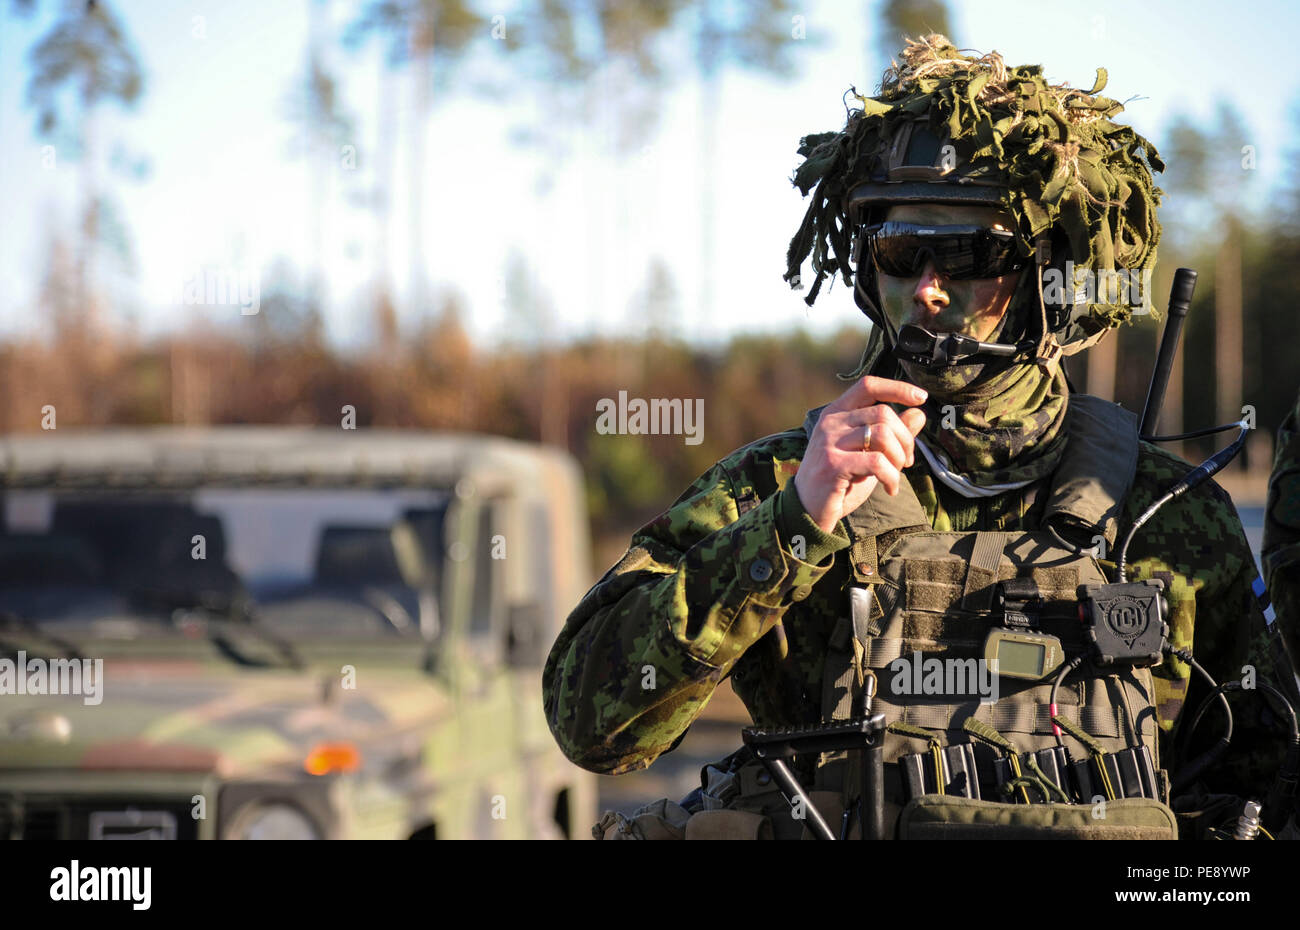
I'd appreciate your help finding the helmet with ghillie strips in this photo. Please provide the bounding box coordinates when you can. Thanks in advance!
[784,34,1165,370]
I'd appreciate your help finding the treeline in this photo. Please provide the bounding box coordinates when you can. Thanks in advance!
[0,305,864,555]
[4,235,1298,570]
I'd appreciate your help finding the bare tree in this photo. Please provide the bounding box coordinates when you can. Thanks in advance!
[1161,104,1256,466]
[346,0,487,329]
[286,0,354,315]
[874,0,952,72]
[24,0,144,337]
[691,1,804,325]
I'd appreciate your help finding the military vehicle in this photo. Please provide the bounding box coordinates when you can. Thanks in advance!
[0,428,596,839]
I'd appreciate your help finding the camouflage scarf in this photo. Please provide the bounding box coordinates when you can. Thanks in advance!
[915,359,1069,487]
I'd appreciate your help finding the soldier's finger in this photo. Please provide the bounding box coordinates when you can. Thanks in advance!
[836,406,913,469]
[899,406,927,437]
[868,404,917,467]
[847,450,902,496]
[828,375,927,414]
[843,420,907,472]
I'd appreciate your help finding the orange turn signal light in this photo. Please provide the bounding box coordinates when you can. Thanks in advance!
[304,741,362,776]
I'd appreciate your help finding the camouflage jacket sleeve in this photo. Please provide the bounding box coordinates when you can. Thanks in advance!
[1127,443,1294,796]
[542,438,850,775]
[1265,391,1300,640]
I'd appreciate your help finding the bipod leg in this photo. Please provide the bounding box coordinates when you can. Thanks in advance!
[762,757,836,841]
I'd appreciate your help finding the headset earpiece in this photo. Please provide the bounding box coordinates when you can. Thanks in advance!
[1041,230,1074,334]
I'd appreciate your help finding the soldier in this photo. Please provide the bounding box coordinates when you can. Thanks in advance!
[1265,390,1300,690]
[545,35,1296,839]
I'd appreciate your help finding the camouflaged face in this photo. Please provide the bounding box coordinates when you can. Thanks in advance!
[543,401,1283,800]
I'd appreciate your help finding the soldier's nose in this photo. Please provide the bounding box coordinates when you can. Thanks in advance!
[913,260,949,314]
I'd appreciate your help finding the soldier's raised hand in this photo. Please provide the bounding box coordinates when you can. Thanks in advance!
[793,376,927,535]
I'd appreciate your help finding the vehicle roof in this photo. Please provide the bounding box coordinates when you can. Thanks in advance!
[0,427,579,493]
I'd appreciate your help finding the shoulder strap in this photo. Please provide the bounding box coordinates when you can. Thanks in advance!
[1043,393,1139,547]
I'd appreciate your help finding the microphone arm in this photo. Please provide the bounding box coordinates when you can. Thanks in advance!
[893,324,1029,368]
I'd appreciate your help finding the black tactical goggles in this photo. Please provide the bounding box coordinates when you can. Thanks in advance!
[863,221,1027,280]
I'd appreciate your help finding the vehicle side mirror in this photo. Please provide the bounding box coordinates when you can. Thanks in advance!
[505,602,547,668]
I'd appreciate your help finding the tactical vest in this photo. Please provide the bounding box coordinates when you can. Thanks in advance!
[807,393,1178,838]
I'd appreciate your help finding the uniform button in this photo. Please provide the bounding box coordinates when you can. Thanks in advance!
[791,584,812,602]
[749,558,774,582]
[857,562,874,576]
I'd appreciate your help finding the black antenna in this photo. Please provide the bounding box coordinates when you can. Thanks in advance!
[1139,269,1197,439]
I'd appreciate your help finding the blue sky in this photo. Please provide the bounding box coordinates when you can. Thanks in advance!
[1,0,1297,350]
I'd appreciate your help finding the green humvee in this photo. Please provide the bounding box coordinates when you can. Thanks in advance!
[0,428,596,839]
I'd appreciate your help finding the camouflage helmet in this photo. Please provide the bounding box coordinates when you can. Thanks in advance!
[784,34,1165,365]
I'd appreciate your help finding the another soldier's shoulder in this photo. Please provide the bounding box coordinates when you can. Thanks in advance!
[1134,439,1197,480]
[1123,443,1254,600]
[1131,440,1242,532]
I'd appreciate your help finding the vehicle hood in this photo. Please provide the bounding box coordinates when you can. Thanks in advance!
[0,656,451,779]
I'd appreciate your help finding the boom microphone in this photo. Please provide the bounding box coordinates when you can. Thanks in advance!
[893,324,1028,368]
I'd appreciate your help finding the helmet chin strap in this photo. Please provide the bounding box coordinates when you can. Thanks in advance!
[1030,235,1065,370]
[850,260,898,378]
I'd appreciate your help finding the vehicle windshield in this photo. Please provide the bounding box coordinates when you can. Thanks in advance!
[0,487,449,640]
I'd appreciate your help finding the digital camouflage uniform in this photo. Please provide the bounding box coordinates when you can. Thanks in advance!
[1263,392,1300,832]
[545,36,1297,836]
[1265,391,1300,686]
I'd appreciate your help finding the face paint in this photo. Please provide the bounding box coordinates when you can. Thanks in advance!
[876,204,1023,340]
[874,203,1031,396]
